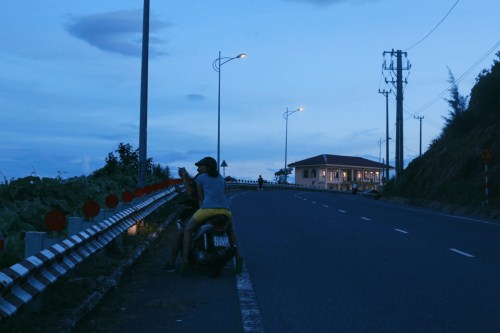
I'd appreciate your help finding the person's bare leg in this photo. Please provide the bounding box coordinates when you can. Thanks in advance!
[181,216,201,275]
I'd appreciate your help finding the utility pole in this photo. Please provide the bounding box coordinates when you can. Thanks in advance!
[383,49,410,179]
[138,0,150,188]
[414,115,424,157]
[378,89,391,181]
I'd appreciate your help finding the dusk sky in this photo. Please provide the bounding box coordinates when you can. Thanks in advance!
[1,0,499,182]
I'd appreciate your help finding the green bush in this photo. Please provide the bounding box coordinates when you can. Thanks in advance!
[0,143,171,269]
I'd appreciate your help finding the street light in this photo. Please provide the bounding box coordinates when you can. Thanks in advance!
[212,51,246,171]
[283,107,304,182]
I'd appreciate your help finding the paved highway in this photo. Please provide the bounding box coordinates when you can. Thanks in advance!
[231,190,500,332]
[73,190,499,332]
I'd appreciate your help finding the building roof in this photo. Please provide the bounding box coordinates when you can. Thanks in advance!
[288,154,393,169]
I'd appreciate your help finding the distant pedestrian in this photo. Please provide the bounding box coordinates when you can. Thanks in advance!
[258,175,264,190]
[352,182,358,194]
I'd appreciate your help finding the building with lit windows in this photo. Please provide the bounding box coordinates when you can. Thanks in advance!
[288,154,392,191]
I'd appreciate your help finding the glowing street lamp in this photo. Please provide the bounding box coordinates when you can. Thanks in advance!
[212,51,246,171]
[283,107,304,182]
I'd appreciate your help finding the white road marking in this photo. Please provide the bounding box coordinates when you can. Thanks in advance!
[449,248,474,258]
[323,205,329,208]
[361,217,371,221]
[437,213,499,226]
[339,210,346,213]
[236,263,265,333]
[312,201,316,204]
[394,229,409,234]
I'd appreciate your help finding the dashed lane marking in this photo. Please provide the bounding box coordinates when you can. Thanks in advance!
[394,229,409,234]
[449,248,474,258]
[323,205,329,208]
[339,210,346,213]
[361,217,371,221]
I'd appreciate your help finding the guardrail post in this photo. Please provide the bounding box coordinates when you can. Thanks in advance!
[103,208,117,220]
[24,231,60,258]
[116,202,132,212]
[67,217,96,237]
[23,231,58,314]
[93,208,113,223]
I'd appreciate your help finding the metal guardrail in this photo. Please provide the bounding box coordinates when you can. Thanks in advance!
[226,181,381,197]
[226,181,341,193]
[0,187,179,320]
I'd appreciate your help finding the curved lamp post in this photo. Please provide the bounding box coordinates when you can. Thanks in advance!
[283,107,304,182]
[212,51,246,171]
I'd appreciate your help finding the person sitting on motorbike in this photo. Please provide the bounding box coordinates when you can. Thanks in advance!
[181,156,243,275]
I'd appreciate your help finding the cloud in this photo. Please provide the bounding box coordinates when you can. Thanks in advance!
[186,94,206,102]
[65,10,171,57]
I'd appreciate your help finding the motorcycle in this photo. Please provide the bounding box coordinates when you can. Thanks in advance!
[188,214,236,277]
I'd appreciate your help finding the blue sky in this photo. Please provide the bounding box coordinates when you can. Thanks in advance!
[1,0,499,182]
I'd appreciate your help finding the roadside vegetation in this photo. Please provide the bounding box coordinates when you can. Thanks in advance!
[0,143,171,269]
[383,53,499,219]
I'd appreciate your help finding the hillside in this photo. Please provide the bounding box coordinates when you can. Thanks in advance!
[386,54,499,219]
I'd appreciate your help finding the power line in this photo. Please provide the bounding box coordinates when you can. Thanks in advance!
[404,0,461,51]
[411,40,500,116]
[454,40,500,83]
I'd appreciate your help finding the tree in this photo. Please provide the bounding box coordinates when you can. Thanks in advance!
[225,176,236,182]
[443,68,469,125]
[116,143,139,168]
[151,163,170,179]
[99,143,169,183]
[103,152,118,173]
[274,167,293,184]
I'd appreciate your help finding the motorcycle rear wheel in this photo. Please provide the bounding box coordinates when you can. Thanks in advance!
[207,257,225,277]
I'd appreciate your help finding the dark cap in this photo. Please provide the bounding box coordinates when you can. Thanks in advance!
[195,156,217,169]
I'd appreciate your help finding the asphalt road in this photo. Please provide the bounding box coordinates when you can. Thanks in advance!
[73,220,243,333]
[231,190,500,333]
[74,190,500,333]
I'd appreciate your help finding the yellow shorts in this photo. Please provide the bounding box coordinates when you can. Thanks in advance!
[193,208,233,223]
